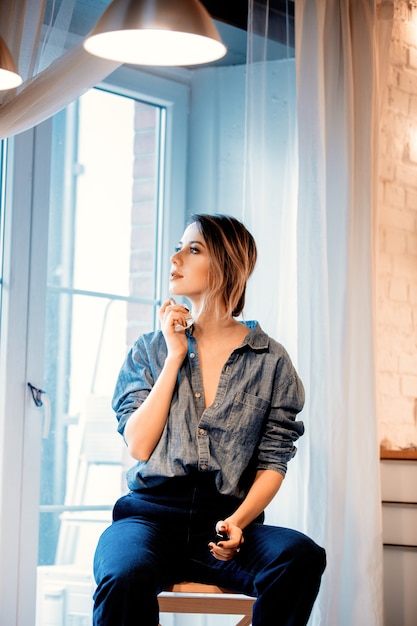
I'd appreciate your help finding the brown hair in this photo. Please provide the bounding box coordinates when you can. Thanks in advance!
[190,213,257,318]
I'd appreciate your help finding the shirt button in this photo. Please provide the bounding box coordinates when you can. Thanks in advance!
[199,428,206,435]
[195,392,201,398]
[190,352,196,358]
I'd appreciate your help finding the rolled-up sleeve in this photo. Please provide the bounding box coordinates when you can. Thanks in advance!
[256,362,305,476]
[112,335,159,436]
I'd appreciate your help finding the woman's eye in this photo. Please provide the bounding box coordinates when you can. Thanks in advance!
[174,244,199,254]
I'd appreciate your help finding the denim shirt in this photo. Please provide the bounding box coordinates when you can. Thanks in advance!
[112,321,305,499]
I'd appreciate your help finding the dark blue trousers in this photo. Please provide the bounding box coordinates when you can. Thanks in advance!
[93,474,326,625]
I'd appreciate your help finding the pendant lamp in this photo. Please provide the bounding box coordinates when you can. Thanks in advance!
[83,0,227,66]
[0,36,22,90]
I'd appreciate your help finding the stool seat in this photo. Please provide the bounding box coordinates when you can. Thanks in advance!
[158,581,254,626]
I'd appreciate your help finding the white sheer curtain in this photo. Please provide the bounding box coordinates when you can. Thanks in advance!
[0,0,119,139]
[242,1,299,352]
[242,1,384,624]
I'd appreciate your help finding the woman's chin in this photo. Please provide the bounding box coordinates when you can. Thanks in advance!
[169,283,185,296]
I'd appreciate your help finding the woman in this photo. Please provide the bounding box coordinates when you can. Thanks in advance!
[93,214,326,625]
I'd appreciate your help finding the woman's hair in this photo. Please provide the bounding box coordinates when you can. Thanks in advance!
[190,213,257,318]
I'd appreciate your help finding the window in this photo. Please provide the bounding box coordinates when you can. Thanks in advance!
[0,67,188,626]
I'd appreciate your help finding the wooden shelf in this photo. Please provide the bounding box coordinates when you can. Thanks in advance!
[380,448,417,460]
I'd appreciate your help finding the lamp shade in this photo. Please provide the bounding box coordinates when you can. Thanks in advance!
[83,0,227,66]
[0,36,22,90]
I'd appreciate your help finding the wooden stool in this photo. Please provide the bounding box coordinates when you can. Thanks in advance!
[158,582,254,626]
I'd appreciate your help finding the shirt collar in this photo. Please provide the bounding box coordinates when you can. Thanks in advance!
[187,319,270,351]
[240,320,270,351]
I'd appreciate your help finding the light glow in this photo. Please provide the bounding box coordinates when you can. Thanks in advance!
[0,67,22,90]
[84,29,227,66]
[0,36,23,90]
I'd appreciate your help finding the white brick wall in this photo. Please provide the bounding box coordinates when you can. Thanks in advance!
[378,0,417,449]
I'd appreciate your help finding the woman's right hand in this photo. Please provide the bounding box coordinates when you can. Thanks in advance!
[159,299,190,359]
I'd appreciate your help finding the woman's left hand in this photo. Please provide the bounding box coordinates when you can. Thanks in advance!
[208,520,244,561]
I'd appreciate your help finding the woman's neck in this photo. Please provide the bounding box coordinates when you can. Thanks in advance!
[191,309,245,342]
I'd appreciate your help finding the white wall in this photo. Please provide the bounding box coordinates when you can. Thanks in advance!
[187,64,246,217]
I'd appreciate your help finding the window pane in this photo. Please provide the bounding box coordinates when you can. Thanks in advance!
[47,89,162,302]
[73,90,134,295]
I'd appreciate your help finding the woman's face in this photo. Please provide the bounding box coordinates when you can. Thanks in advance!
[169,222,210,300]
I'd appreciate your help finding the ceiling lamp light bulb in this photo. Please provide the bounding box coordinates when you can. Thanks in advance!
[0,36,22,90]
[83,0,227,66]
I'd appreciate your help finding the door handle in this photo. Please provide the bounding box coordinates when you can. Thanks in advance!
[27,382,51,438]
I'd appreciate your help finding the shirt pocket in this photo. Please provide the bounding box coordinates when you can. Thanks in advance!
[215,390,270,449]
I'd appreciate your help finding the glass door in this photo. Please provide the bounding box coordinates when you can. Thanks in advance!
[35,88,165,626]
[0,65,187,626]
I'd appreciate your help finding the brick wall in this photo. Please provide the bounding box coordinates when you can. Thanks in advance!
[378,0,417,449]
